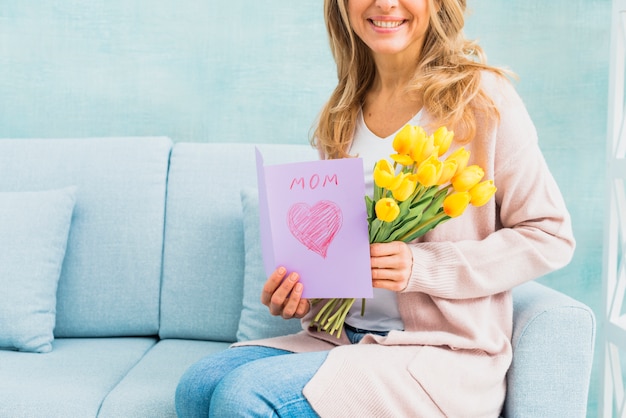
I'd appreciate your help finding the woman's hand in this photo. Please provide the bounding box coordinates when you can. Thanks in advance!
[370,241,413,292]
[261,267,310,319]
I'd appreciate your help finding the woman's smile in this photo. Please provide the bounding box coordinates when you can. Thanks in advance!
[368,18,407,31]
[349,0,430,58]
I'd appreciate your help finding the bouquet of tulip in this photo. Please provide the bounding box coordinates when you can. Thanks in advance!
[309,124,497,338]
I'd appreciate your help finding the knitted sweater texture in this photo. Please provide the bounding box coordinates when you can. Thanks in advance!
[237,72,575,417]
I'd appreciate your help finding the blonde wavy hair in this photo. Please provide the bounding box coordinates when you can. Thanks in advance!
[313,0,510,159]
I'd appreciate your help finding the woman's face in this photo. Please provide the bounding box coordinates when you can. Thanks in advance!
[347,0,431,61]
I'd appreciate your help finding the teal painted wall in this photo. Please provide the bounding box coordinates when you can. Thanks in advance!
[0,1,335,142]
[0,1,611,415]
[465,2,610,415]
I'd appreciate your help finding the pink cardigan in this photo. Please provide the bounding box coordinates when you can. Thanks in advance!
[238,72,575,417]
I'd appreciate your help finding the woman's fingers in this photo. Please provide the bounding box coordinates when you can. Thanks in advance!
[260,267,287,307]
[269,272,299,315]
[370,242,412,292]
[281,282,304,319]
[261,267,309,318]
[295,296,311,318]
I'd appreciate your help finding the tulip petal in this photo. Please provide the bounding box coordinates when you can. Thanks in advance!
[416,155,443,187]
[438,160,458,185]
[446,147,470,176]
[390,154,415,167]
[443,192,471,218]
[469,180,497,207]
[392,176,417,201]
[452,165,484,192]
[373,159,396,188]
[375,198,401,222]
[433,126,454,156]
[393,125,417,155]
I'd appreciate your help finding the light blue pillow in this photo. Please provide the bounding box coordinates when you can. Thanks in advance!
[0,187,77,353]
[236,188,303,341]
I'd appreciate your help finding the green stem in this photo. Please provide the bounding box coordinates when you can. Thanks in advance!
[371,219,385,243]
[328,298,356,338]
[412,184,426,203]
[369,219,382,244]
[313,298,339,325]
[324,299,352,329]
[397,211,449,242]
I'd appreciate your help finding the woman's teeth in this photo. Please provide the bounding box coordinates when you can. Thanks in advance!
[371,20,403,28]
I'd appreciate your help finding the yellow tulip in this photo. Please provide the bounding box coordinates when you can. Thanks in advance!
[390,153,415,167]
[469,180,497,207]
[416,155,443,187]
[373,159,403,190]
[392,174,418,202]
[443,192,471,218]
[411,134,436,165]
[433,126,454,156]
[407,127,431,165]
[375,198,400,222]
[437,159,458,185]
[373,159,392,188]
[445,147,470,176]
[387,174,404,191]
[393,124,419,155]
[452,165,484,192]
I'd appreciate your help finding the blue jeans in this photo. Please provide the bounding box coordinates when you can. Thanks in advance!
[344,324,389,344]
[175,346,328,418]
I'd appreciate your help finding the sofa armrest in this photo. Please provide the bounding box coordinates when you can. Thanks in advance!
[503,281,596,418]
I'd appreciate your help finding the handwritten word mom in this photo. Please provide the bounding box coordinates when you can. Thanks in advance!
[290,174,339,190]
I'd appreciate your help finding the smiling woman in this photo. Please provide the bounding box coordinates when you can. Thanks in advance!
[175,1,577,416]
[347,0,430,59]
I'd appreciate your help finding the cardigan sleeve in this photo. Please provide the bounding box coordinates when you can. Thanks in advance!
[404,75,575,299]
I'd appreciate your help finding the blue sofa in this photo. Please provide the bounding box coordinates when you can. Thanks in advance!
[0,137,595,417]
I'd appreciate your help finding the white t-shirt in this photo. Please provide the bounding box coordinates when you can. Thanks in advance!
[344,109,422,332]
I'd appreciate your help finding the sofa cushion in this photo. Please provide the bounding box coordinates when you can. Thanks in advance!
[236,187,303,341]
[0,137,172,337]
[98,339,230,417]
[0,337,156,417]
[504,281,596,417]
[160,143,317,341]
[0,187,76,353]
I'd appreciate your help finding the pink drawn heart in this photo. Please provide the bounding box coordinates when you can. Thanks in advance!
[287,200,343,259]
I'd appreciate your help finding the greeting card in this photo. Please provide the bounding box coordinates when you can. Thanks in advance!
[255,148,372,299]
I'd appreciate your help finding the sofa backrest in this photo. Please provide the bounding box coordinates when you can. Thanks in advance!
[159,142,318,342]
[0,137,172,337]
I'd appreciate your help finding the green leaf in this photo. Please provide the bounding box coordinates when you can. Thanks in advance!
[402,213,451,242]
[365,195,375,220]
[375,220,394,243]
[373,185,379,202]
[393,198,413,225]
[369,218,383,243]
[421,189,448,220]
[387,213,424,241]
[412,185,438,206]
[408,199,432,217]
